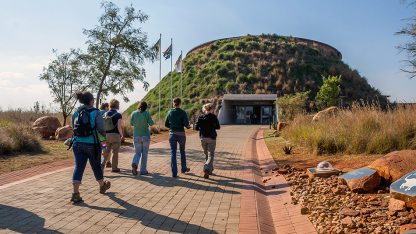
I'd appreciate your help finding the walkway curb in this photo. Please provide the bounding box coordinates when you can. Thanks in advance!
[255,129,316,234]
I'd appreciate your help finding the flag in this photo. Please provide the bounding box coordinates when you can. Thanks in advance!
[152,38,161,59]
[163,44,172,60]
[175,54,182,73]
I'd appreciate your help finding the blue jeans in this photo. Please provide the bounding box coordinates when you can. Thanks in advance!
[169,134,187,176]
[72,142,103,184]
[132,136,150,173]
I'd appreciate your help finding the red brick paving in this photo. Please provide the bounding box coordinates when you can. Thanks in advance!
[0,126,316,233]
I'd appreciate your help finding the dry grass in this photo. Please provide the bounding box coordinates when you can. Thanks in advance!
[0,139,72,175]
[282,104,416,155]
[0,124,44,155]
[263,129,383,171]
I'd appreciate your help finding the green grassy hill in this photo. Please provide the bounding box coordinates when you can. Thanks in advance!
[126,34,385,118]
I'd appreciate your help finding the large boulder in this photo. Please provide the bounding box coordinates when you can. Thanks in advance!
[368,150,416,183]
[390,170,416,210]
[55,125,73,141]
[338,168,381,193]
[312,106,338,122]
[32,116,62,139]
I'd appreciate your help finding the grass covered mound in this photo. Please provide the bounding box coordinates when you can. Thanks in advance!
[282,105,416,155]
[127,34,385,117]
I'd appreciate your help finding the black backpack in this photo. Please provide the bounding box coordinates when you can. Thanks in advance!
[73,108,97,137]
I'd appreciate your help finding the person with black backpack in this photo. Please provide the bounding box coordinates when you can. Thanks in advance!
[195,103,220,179]
[70,91,111,203]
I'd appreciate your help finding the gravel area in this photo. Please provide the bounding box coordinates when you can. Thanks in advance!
[280,165,416,234]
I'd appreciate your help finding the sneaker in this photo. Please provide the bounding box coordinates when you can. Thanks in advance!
[106,161,112,168]
[111,168,120,173]
[70,192,83,203]
[132,164,138,176]
[181,168,190,174]
[99,181,111,194]
[140,171,149,175]
[204,170,209,179]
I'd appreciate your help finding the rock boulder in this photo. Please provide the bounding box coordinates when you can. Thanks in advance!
[368,150,416,183]
[339,168,381,193]
[32,116,62,139]
[312,106,338,122]
[55,125,73,141]
[390,170,416,210]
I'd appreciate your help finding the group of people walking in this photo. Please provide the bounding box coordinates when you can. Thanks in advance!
[69,91,220,203]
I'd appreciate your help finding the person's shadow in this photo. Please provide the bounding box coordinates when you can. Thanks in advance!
[0,204,62,233]
[80,192,217,233]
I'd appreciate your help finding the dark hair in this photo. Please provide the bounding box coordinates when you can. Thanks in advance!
[76,91,94,105]
[100,102,109,110]
[138,102,148,112]
[173,97,181,107]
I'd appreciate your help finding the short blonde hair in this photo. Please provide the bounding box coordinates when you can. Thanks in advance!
[109,99,120,109]
[202,103,213,113]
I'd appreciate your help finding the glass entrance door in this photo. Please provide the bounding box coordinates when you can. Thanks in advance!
[235,106,253,124]
[261,106,272,124]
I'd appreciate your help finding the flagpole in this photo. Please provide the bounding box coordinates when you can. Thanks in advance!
[158,33,162,124]
[180,50,183,100]
[170,38,173,108]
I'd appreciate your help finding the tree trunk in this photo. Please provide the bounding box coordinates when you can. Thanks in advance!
[63,113,68,126]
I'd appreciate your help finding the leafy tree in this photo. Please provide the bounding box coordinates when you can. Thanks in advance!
[82,2,155,108]
[397,1,416,78]
[40,49,88,125]
[316,75,341,109]
[276,91,310,121]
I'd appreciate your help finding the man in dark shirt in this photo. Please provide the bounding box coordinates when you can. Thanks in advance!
[195,103,220,179]
[102,99,124,172]
[165,98,190,177]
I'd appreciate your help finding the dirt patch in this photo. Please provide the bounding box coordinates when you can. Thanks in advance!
[263,129,383,171]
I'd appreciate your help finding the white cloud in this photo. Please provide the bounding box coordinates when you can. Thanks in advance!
[0,71,24,79]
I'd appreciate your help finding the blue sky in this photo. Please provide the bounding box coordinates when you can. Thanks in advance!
[0,0,414,111]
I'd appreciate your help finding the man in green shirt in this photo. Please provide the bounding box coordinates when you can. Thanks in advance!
[165,98,190,177]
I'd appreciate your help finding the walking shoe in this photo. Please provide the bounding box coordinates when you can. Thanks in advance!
[111,168,120,173]
[204,169,210,179]
[181,168,190,173]
[106,161,112,168]
[99,181,111,194]
[70,192,83,203]
[132,164,138,176]
[140,171,149,175]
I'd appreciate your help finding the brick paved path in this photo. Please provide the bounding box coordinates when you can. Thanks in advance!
[0,126,316,234]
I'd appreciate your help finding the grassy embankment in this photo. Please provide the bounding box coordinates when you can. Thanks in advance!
[264,105,416,170]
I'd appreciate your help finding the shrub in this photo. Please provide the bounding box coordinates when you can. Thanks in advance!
[0,124,43,155]
[316,75,341,109]
[276,91,310,121]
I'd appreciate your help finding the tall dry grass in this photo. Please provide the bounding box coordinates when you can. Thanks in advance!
[0,124,43,155]
[283,104,416,155]
[0,109,57,155]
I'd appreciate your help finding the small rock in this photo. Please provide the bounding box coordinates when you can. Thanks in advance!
[340,208,360,217]
[301,207,309,215]
[389,198,406,213]
[278,169,289,174]
[341,216,354,228]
